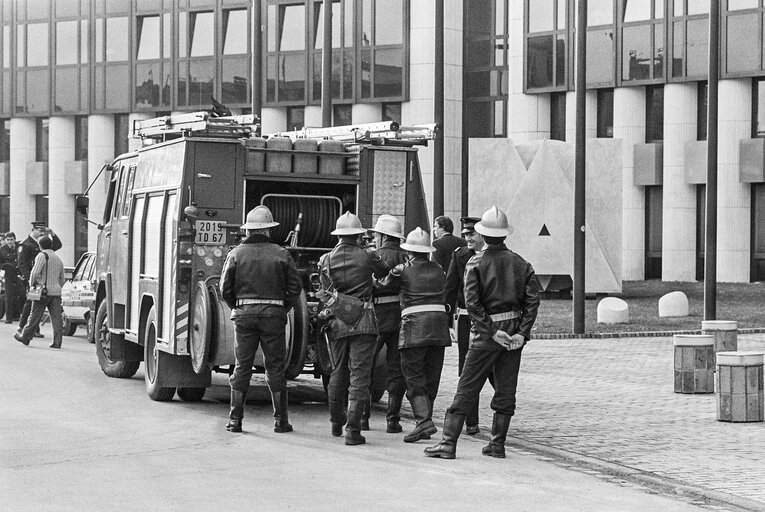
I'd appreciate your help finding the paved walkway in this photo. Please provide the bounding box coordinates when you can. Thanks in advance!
[428,334,765,510]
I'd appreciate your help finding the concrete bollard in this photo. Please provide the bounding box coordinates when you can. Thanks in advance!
[715,352,764,422]
[673,334,715,394]
[702,320,738,354]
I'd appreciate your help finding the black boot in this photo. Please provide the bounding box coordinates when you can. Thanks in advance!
[360,401,370,431]
[345,400,367,445]
[329,399,346,437]
[227,389,247,432]
[424,413,465,459]
[482,413,512,458]
[466,398,480,434]
[271,390,293,433]
[386,393,404,433]
[404,395,437,443]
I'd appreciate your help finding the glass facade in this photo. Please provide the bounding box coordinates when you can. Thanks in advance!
[525,0,567,91]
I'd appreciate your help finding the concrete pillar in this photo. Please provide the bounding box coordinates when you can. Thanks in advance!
[565,90,597,143]
[128,113,152,153]
[261,107,287,133]
[87,115,114,251]
[352,103,381,124]
[48,117,75,265]
[662,83,697,281]
[717,79,751,282]
[613,86,646,280]
[9,118,36,235]
[444,0,463,221]
[304,106,322,128]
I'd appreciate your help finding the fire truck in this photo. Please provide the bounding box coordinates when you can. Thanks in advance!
[81,111,434,402]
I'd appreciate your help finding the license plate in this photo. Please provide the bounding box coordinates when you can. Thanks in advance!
[195,221,226,245]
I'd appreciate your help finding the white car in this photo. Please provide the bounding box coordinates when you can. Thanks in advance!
[61,252,97,338]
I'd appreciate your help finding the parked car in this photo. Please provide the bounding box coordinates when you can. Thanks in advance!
[61,252,97,339]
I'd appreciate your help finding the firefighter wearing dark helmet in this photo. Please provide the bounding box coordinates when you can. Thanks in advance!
[318,211,387,446]
[425,206,540,460]
[220,205,301,434]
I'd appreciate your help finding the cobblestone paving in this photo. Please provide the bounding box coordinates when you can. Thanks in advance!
[431,334,765,507]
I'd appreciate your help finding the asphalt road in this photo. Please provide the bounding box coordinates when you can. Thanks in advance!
[0,323,710,512]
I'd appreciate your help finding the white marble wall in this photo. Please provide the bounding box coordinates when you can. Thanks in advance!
[351,103,381,124]
[613,86,646,280]
[662,83,697,281]
[565,90,597,143]
[303,106,322,129]
[48,117,75,265]
[717,79,751,282]
[9,118,36,235]
[261,107,287,133]
[87,115,114,251]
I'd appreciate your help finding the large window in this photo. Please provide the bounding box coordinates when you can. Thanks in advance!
[16,22,51,114]
[311,0,354,102]
[94,13,129,111]
[587,0,615,87]
[54,2,89,114]
[266,3,309,103]
[670,2,708,79]
[178,10,215,107]
[525,0,567,91]
[221,9,249,105]
[620,0,664,83]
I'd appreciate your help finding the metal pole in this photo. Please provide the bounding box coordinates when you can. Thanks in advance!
[704,0,719,320]
[321,0,332,127]
[573,0,587,334]
[433,0,444,217]
[250,1,262,120]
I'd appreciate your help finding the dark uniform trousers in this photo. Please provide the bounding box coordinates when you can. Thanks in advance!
[373,329,406,398]
[399,345,445,402]
[447,345,524,418]
[230,314,287,393]
[328,333,377,412]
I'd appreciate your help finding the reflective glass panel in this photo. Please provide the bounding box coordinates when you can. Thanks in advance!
[466,70,492,97]
[686,18,708,76]
[106,17,128,61]
[757,81,765,134]
[465,101,492,137]
[344,1,353,46]
[655,0,664,18]
[687,0,709,15]
[314,2,342,49]
[95,18,103,62]
[266,55,276,102]
[467,0,492,37]
[361,49,371,97]
[135,62,161,107]
[622,24,651,80]
[311,53,321,101]
[287,106,304,131]
[279,5,305,51]
[528,0,554,32]
[343,51,353,98]
[80,66,88,108]
[27,0,50,20]
[556,35,565,85]
[81,20,88,63]
[177,62,187,106]
[179,12,187,57]
[16,72,24,113]
[56,0,79,17]
[727,15,759,72]
[588,0,613,26]
[331,50,341,99]
[278,53,306,101]
[17,25,23,66]
[382,102,401,124]
[222,56,248,104]
[466,39,493,67]
[2,71,9,112]
[137,16,160,60]
[672,21,683,77]
[189,59,214,105]
[27,69,49,112]
[267,5,276,51]
[27,23,49,66]
[526,35,553,88]
[163,13,171,58]
[95,67,104,108]
[190,11,214,57]
[623,0,651,22]
[728,0,759,10]
[674,0,683,16]
[105,64,129,109]
[3,26,9,68]
[362,0,372,45]
[496,0,505,35]
[333,104,351,125]
[223,9,248,54]
[374,48,402,97]
[653,23,664,78]
[376,0,402,44]
[494,100,505,137]
[55,67,78,111]
[587,29,613,84]
[557,0,565,29]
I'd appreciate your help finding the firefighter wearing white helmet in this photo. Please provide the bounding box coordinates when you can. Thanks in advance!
[318,211,388,445]
[425,206,540,460]
[364,214,408,433]
[379,227,451,443]
[220,205,301,434]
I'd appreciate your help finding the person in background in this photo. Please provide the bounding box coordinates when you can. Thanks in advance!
[17,222,62,337]
[0,232,23,323]
[432,216,466,272]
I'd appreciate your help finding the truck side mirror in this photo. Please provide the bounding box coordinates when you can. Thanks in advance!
[75,196,89,216]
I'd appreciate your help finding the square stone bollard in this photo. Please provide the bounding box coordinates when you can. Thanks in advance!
[673,335,715,394]
[702,320,738,354]
[715,352,764,423]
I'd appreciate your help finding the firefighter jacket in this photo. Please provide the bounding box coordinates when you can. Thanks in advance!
[220,233,301,319]
[464,243,540,350]
[319,241,387,340]
[372,239,408,333]
[444,246,475,314]
[18,235,62,282]
[432,233,466,272]
[379,255,450,349]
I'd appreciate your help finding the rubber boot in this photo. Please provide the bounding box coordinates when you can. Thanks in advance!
[271,390,293,433]
[403,395,437,443]
[360,401,370,431]
[482,413,512,458]
[385,393,404,433]
[466,400,480,435]
[423,413,466,459]
[345,400,367,445]
[329,399,346,437]
[226,389,247,432]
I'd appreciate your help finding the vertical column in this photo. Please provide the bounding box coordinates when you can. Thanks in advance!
[87,115,114,251]
[507,1,549,141]
[613,86,646,280]
[444,0,463,221]
[9,118,36,233]
[48,117,75,265]
[565,90,597,143]
[662,83,697,281]
[717,79,751,282]
[261,107,287,133]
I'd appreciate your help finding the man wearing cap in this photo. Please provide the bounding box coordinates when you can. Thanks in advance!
[0,232,22,323]
[444,216,485,435]
[366,214,408,433]
[17,222,62,337]
[432,216,466,272]
[425,206,540,460]
[379,227,451,443]
[318,211,388,445]
[220,205,301,434]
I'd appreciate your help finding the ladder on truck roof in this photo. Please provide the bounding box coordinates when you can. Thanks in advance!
[267,121,439,146]
[133,111,260,143]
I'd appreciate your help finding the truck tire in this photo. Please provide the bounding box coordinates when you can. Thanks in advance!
[189,282,212,375]
[177,387,206,402]
[284,290,309,380]
[62,313,77,336]
[95,301,140,379]
[144,307,176,402]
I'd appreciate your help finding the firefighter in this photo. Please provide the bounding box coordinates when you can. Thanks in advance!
[444,216,484,435]
[17,222,62,337]
[365,214,408,433]
[318,212,388,445]
[432,216,466,272]
[220,205,301,434]
[0,232,22,323]
[425,206,540,460]
[378,227,450,443]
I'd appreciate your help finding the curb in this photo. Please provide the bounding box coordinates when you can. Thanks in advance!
[531,327,765,340]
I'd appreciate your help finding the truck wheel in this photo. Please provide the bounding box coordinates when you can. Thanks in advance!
[284,290,309,379]
[95,301,140,379]
[189,282,212,375]
[177,387,206,402]
[62,313,77,336]
[144,307,176,402]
